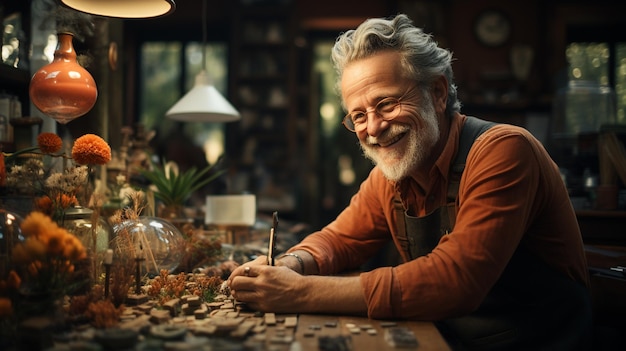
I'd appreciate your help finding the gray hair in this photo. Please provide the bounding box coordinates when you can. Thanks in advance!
[331,14,461,116]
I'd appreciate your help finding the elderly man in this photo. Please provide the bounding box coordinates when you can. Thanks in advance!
[228,14,591,350]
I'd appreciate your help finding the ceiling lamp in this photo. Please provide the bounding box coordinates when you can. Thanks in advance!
[58,0,176,19]
[30,32,98,124]
[166,71,240,122]
[165,0,240,122]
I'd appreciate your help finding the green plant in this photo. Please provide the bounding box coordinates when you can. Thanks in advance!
[139,159,225,207]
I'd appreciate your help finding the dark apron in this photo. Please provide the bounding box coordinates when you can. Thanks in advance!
[398,206,593,350]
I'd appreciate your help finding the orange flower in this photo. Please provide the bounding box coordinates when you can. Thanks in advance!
[7,270,21,290]
[34,196,53,214]
[11,212,87,296]
[37,132,63,154]
[62,235,87,261]
[20,212,54,239]
[0,297,13,318]
[65,263,75,274]
[46,229,66,255]
[71,134,111,165]
[60,194,79,208]
[23,238,47,259]
[35,194,79,217]
[27,261,42,277]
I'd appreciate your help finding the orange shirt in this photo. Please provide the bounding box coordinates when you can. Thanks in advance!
[291,113,589,320]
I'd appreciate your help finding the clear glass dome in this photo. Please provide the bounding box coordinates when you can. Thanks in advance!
[112,217,186,276]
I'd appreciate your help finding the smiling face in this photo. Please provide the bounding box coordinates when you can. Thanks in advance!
[341,51,444,181]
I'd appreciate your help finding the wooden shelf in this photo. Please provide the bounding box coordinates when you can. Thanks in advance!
[228,0,301,216]
[0,65,30,86]
[1,0,32,149]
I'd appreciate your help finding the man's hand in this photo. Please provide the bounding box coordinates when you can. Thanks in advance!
[226,254,367,315]
[228,259,308,313]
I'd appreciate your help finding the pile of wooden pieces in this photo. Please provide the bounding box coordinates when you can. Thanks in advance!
[38,291,421,351]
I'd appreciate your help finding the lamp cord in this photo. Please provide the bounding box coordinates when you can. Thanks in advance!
[202,0,207,71]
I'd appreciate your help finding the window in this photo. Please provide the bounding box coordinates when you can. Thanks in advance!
[311,39,373,225]
[565,28,626,125]
[139,42,228,164]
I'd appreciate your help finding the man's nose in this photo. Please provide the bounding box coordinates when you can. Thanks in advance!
[365,110,389,136]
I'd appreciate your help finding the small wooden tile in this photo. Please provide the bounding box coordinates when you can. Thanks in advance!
[264,312,277,326]
[284,316,298,328]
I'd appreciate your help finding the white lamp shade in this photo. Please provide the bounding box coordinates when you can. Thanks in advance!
[59,0,176,19]
[166,71,240,122]
[205,194,256,226]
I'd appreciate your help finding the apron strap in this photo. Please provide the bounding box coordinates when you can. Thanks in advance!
[393,193,412,263]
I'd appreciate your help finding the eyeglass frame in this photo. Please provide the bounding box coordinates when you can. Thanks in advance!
[341,86,419,132]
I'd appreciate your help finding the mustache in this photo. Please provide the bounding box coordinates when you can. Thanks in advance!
[365,124,410,146]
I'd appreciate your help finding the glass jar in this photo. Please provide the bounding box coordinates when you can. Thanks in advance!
[61,206,111,285]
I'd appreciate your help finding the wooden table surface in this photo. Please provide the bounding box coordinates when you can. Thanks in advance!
[263,314,452,351]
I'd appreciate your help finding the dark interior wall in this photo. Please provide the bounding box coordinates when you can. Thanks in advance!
[448,0,544,99]
[127,0,624,110]
[118,0,625,149]
[297,0,392,20]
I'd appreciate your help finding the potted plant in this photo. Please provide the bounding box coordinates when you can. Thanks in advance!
[139,159,225,219]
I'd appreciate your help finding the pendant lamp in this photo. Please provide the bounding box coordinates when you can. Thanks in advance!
[165,0,240,123]
[29,32,98,124]
[58,0,176,19]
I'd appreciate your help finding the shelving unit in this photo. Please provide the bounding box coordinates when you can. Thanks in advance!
[0,0,30,98]
[0,0,32,152]
[228,0,302,216]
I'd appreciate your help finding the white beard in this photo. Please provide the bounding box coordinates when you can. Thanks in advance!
[360,97,439,182]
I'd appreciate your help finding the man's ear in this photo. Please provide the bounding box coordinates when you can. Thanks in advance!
[430,76,448,115]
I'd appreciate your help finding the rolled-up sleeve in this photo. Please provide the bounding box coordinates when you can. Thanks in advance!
[360,267,402,319]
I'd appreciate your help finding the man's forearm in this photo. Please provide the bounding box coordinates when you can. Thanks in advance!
[278,250,368,316]
[278,249,319,275]
[300,275,368,316]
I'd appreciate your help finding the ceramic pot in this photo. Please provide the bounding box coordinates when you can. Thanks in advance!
[29,32,98,124]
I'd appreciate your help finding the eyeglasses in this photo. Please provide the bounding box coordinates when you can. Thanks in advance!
[342,96,404,132]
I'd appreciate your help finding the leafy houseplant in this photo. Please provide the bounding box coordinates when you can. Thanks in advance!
[139,160,225,218]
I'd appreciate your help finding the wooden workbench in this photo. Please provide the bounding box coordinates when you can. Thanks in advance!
[256,313,451,351]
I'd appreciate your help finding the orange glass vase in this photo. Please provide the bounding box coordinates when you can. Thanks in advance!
[29,32,98,124]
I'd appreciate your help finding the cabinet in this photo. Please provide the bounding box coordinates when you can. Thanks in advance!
[228,0,302,216]
[578,210,626,331]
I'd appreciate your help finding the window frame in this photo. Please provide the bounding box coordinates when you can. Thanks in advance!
[566,25,625,87]
[131,14,231,154]
[566,24,626,124]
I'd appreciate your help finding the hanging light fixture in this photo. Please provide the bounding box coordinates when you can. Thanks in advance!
[30,32,98,124]
[165,0,240,122]
[58,0,176,19]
